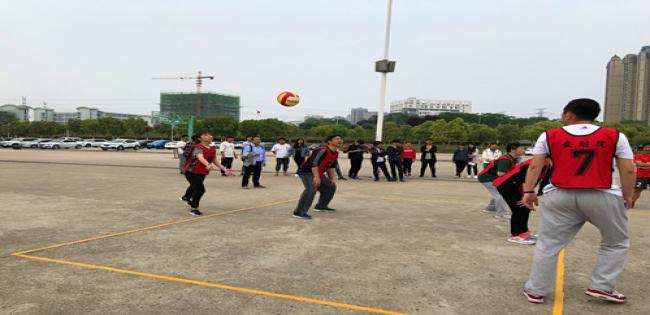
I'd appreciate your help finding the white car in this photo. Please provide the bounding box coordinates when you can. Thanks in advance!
[100,139,141,151]
[2,138,38,148]
[210,141,221,148]
[22,138,52,148]
[41,139,83,149]
[81,139,108,148]
[165,141,179,149]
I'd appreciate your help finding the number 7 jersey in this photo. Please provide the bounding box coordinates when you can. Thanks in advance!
[546,127,619,189]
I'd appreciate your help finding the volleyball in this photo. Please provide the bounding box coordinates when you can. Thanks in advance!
[277,91,300,107]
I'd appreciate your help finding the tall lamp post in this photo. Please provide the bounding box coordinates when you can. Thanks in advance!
[375,0,396,141]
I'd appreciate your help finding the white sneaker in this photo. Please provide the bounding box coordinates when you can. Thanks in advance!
[482,209,496,213]
[473,175,478,179]
[467,175,472,178]
[495,214,512,220]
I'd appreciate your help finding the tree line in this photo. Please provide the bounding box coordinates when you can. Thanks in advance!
[2,111,650,146]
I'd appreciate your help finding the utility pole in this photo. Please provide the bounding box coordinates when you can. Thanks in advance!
[375,0,396,141]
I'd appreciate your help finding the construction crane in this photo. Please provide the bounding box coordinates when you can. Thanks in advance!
[152,71,214,117]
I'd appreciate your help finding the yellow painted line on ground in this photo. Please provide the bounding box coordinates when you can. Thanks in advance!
[12,199,298,256]
[552,249,566,315]
[13,253,408,315]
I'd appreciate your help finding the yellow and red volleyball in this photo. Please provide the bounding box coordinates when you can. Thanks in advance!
[277,91,300,107]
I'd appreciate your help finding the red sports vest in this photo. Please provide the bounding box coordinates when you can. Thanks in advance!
[302,145,339,176]
[183,144,216,175]
[478,155,515,178]
[492,159,551,188]
[547,127,618,189]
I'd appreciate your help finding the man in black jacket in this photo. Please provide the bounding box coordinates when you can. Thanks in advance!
[370,141,392,181]
[386,139,405,182]
[420,139,437,177]
[347,139,366,179]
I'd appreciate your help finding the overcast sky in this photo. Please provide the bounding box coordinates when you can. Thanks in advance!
[1,0,648,121]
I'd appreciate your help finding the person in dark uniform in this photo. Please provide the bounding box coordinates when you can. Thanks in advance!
[420,139,437,177]
[386,139,405,182]
[370,141,392,181]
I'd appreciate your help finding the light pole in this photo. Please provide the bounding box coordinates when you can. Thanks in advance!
[375,0,396,141]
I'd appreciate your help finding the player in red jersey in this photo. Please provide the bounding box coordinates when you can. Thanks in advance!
[633,143,650,203]
[520,99,635,304]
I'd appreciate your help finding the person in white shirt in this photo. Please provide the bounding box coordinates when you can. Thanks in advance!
[177,135,189,174]
[219,135,238,176]
[481,143,502,169]
[271,137,292,176]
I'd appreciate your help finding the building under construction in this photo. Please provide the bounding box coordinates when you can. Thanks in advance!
[159,92,240,121]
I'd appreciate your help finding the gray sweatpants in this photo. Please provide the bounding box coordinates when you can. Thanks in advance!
[481,182,509,217]
[525,189,629,296]
[294,173,336,215]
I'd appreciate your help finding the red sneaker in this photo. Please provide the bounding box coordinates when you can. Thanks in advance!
[523,290,544,303]
[585,288,626,303]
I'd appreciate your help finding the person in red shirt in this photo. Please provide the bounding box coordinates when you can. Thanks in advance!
[633,143,650,203]
[402,142,417,177]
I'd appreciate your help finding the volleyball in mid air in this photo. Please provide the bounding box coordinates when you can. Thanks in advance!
[277,91,300,107]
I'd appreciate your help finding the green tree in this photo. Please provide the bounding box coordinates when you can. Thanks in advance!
[81,119,100,138]
[67,119,83,136]
[97,117,125,138]
[197,116,238,138]
[496,124,520,143]
[468,124,497,144]
[0,111,18,124]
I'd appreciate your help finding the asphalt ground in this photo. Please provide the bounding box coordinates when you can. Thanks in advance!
[1,149,649,315]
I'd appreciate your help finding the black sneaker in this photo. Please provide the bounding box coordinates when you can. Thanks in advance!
[254,185,266,188]
[292,213,312,220]
[374,178,379,181]
[189,209,203,216]
[314,207,336,212]
[179,196,191,206]
[338,177,347,181]
[399,178,405,182]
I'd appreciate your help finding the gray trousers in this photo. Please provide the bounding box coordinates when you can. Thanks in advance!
[525,189,629,295]
[481,182,509,216]
[294,173,336,215]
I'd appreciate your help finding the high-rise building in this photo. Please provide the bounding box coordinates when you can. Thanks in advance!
[348,107,378,124]
[390,97,471,117]
[159,92,240,121]
[0,104,31,121]
[605,46,650,123]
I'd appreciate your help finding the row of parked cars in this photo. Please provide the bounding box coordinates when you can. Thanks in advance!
[0,138,252,151]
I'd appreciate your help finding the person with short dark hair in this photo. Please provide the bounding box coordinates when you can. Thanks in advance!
[482,143,502,169]
[452,144,469,178]
[292,138,309,175]
[219,135,237,176]
[240,135,254,175]
[521,98,635,304]
[370,141,392,181]
[347,139,366,179]
[633,143,650,203]
[177,134,189,174]
[478,143,525,219]
[241,136,266,189]
[402,142,416,176]
[180,131,232,216]
[420,139,437,177]
[293,135,343,219]
[466,143,480,178]
[386,139,405,182]
[271,137,291,176]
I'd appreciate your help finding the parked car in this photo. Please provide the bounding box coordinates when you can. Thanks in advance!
[80,139,108,148]
[234,142,244,149]
[138,140,155,147]
[146,140,170,149]
[22,138,52,148]
[164,141,179,149]
[41,139,83,149]
[2,138,37,149]
[210,141,221,148]
[525,146,534,156]
[101,139,141,151]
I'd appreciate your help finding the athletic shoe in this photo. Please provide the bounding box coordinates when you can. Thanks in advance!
[179,196,191,206]
[314,207,336,212]
[399,178,405,182]
[189,209,203,216]
[508,234,536,245]
[467,175,472,178]
[523,290,544,303]
[374,178,379,181]
[482,209,496,213]
[338,177,348,181]
[292,213,312,220]
[526,229,539,239]
[585,288,626,303]
[254,185,266,188]
[473,175,478,179]
[495,214,512,220]
[388,178,397,182]
[419,175,424,178]
[242,186,249,189]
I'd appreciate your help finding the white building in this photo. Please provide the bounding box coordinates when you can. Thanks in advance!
[390,97,472,117]
[33,107,56,122]
[0,104,31,121]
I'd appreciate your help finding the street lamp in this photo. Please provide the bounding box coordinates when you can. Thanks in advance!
[375,0,396,141]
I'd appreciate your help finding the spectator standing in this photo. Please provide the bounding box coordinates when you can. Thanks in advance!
[386,140,405,182]
[347,139,366,179]
[481,143,502,169]
[219,135,237,176]
[478,143,524,219]
[633,143,650,203]
[177,134,189,174]
[420,139,437,178]
[240,135,253,175]
[292,138,309,173]
[467,143,480,178]
[521,99,635,304]
[370,141,392,181]
[402,142,416,177]
[241,136,266,189]
[271,137,292,176]
[452,144,470,178]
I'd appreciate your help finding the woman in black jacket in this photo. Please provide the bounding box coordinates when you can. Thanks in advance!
[370,141,392,181]
[420,139,437,177]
